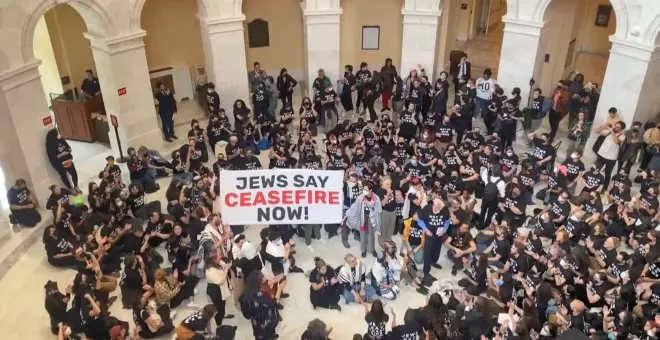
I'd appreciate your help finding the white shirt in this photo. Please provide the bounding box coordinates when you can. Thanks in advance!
[476,77,496,100]
[480,168,506,198]
[597,131,625,160]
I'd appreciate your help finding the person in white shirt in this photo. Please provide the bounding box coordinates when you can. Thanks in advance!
[596,120,626,191]
[475,68,496,119]
[479,165,506,229]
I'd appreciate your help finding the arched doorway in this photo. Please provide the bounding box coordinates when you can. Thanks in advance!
[140,0,208,123]
[30,2,113,170]
[462,0,508,76]
[536,0,616,96]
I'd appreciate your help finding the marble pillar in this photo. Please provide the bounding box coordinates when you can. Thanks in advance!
[85,31,162,154]
[303,5,342,97]
[496,18,544,108]
[400,5,442,78]
[0,60,56,203]
[596,39,660,126]
[199,16,250,126]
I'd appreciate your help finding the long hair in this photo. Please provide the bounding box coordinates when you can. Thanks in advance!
[425,293,449,331]
[45,129,62,165]
[368,300,388,324]
[244,270,264,297]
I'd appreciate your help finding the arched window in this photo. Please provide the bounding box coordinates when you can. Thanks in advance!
[247,19,269,48]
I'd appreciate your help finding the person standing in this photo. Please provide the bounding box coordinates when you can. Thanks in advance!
[376,177,397,249]
[46,129,80,193]
[474,68,496,119]
[618,121,644,174]
[340,65,357,114]
[548,80,570,142]
[247,61,267,93]
[80,69,101,98]
[453,54,471,104]
[595,121,626,192]
[276,68,297,107]
[414,196,448,285]
[205,253,234,327]
[344,181,382,258]
[355,62,372,114]
[205,83,220,117]
[154,82,178,142]
[380,58,397,112]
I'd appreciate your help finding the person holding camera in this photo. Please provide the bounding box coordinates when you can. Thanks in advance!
[595,120,626,192]
[618,121,644,174]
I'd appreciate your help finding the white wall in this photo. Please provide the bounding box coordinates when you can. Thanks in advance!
[33,15,63,105]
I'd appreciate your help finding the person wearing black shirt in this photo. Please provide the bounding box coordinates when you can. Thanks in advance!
[527,132,554,173]
[321,82,339,133]
[205,82,221,116]
[459,254,488,296]
[154,82,178,142]
[355,62,371,113]
[43,225,75,268]
[81,69,101,97]
[500,184,526,230]
[46,129,80,193]
[563,152,585,195]
[415,197,448,284]
[206,115,225,155]
[377,178,397,247]
[275,68,297,107]
[549,190,570,225]
[44,280,74,335]
[7,178,41,227]
[309,258,341,311]
[445,223,476,275]
[235,147,262,170]
[581,163,605,193]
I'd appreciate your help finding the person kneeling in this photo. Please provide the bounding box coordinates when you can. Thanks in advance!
[309,257,341,311]
[175,304,217,340]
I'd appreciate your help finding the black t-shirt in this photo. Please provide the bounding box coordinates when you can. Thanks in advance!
[519,169,537,193]
[126,193,145,215]
[121,266,142,290]
[390,323,420,340]
[450,230,473,250]
[564,218,585,244]
[503,195,526,220]
[418,204,447,234]
[491,237,511,262]
[532,139,554,161]
[236,156,262,170]
[45,237,70,259]
[549,199,569,220]
[376,188,396,212]
[500,153,519,173]
[365,313,388,339]
[506,253,529,275]
[7,186,30,207]
[598,248,617,267]
[182,311,208,331]
[436,122,454,143]
[583,199,603,215]
[562,159,585,182]
[582,170,604,190]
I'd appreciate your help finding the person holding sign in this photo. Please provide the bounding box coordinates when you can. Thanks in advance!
[344,182,382,258]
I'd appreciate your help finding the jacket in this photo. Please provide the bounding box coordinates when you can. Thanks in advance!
[550,88,569,114]
[345,193,382,234]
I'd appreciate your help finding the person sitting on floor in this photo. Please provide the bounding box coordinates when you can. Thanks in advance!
[309,257,342,311]
[7,178,42,227]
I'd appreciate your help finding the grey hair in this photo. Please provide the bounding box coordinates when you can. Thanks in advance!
[306,318,327,338]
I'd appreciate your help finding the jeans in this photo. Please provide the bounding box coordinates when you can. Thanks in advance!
[474,97,489,119]
[475,243,504,268]
[173,171,194,185]
[160,114,174,139]
[342,284,377,304]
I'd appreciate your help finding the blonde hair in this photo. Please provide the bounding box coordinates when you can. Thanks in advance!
[154,268,166,281]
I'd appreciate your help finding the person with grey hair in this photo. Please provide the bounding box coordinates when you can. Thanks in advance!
[301,318,332,340]
[344,181,382,258]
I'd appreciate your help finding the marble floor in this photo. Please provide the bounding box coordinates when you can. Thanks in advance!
[0,86,611,339]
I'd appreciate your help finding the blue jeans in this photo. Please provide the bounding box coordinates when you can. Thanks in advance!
[475,243,504,268]
[342,284,377,304]
[474,97,489,119]
[173,172,194,185]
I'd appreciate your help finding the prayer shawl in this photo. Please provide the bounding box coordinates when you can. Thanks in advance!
[338,261,366,287]
[196,223,224,272]
[401,186,427,219]
[345,193,382,234]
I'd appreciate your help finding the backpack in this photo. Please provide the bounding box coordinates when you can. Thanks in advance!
[482,176,502,202]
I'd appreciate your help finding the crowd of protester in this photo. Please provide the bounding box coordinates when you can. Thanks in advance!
[7,56,660,340]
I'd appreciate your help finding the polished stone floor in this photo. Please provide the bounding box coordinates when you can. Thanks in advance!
[0,83,609,340]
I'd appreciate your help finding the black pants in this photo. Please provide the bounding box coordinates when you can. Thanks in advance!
[207,283,227,326]
[456,129,467,145]
[597,155,617,191]
[423,234,444,276]
[479,199,499,229]
[356,88,365,111]
[56,165,78,190]
[280,92,293,108]
[641,144,653,169]
[159,114,174,139]
[548,110,565,142]
[10,208,41,227]
[366,98,377,122]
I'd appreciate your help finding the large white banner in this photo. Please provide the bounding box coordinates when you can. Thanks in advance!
[218,169,344,225]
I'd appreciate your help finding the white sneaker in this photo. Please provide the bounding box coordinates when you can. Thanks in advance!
[186,301,199,309]
[307,245,315,252]
[170,310,178,319]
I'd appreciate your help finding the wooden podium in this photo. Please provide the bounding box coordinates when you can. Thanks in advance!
[51,91,109,143]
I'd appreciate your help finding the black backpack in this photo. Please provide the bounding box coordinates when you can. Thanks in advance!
[483,177,502,202]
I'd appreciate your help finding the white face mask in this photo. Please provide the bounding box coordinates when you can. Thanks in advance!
[411,160,418,166]
[506,151,513,156]
[363,190,371,197]
[116,201,123,207]
[207,89,213,93]
[64,327,72,337]
[571,154,579,159]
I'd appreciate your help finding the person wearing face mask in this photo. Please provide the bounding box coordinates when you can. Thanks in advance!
[339,65,357,114]
[344,182,382,258]
[522,88,552,138]
[435,116,454,154]
[205,82,220,116]
[475,68,496,119]
[321,81,340,133]
[154,82,178,142]
[187,119,208,163]
[562,152,585,196]
[451,94,474,145]
[391,76,405,127]
[498,100,520,150]
[355,62,372,114]
[565,111,591,160]
[444,223,476,275]
[206,115,224,155]
[596,121,627,192]
[618,121,644,174]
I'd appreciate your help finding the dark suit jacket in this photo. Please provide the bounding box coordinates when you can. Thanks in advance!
[155,91,177,117]
[454,61,472,81]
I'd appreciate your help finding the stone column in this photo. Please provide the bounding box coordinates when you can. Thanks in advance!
[400,0,442,78]
[595,39,660,126]
[198,16,250,126]
[496,18,544,108]
[302,0,342,97]
[85,31,162,154]
[0,60,56,203]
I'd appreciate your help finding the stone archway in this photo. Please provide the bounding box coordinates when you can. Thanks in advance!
[534,0,628,38]
[21,0,112,64]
